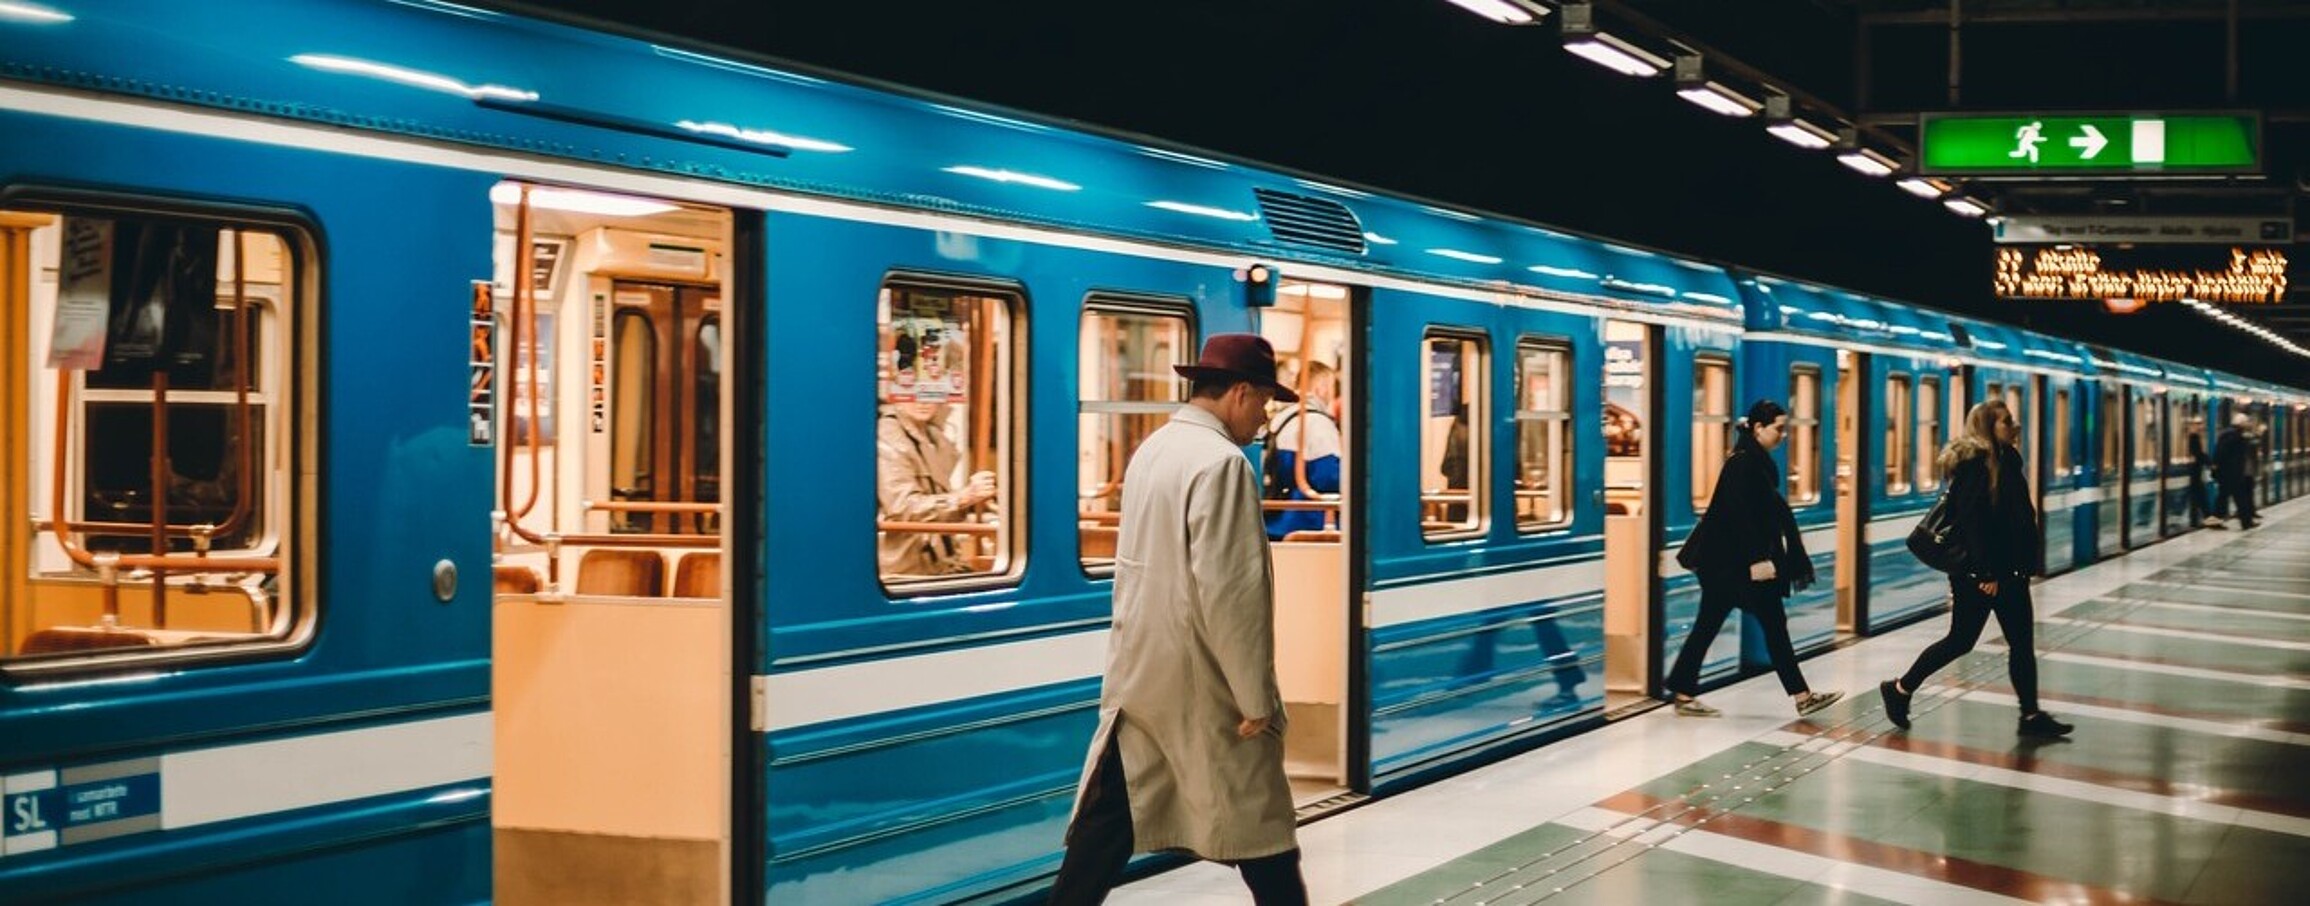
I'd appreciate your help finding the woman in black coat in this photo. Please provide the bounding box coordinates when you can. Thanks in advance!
[1665,400,1842,717]
[1881,399,2074,738]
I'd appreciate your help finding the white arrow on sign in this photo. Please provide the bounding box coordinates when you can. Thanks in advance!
[2069,124,2109,160]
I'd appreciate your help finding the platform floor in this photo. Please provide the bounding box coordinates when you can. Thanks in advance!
[1114,499,2309,905]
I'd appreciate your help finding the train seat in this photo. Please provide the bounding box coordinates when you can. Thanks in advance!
[575,549,666,597]
[672,551,721,598]
[20,625,162,655]
[495,564,544,595]
[1080,524,1119,558]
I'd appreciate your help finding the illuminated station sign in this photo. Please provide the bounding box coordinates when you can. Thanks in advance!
[1994,246,2288,304]
[1922,113,2260,175]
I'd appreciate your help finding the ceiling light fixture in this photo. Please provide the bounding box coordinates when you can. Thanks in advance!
[1896,176,1953,199]
[1761,95,1836,149]
[1941,197,1990,217]
[1673,56,1761,117]
[1561,3,1669,77]
[1836,147,1898,177]
[1442,0,1552,25]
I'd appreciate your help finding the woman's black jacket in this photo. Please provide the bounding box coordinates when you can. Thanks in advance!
[1944,442,2040,579]
[1676,443,1813,597]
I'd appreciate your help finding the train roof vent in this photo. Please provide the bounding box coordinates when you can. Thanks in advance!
[1253,188,1367,255]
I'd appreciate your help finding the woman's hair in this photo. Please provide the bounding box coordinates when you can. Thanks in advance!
[1940,400,2008,495]
[1731,399,1788,456]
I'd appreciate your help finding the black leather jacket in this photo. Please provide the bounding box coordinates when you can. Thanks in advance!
[1677,442,1813,596]
[1946,443,2039,579]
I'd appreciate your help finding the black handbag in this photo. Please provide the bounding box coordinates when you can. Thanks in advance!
[1906,493,1962,573]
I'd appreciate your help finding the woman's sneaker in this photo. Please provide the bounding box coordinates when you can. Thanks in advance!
[1879,680,1912,729]
[1673,697,1721,717]
[2018,712,2075,738]
[1795,690,1844,716]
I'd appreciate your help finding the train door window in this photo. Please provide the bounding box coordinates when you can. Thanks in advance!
[609,308,657,526]
[2002,385,2024,421]
[5,206,310,666]
[2054,389,2073,474]
[1421,330,1485,539]
[2134,391,2160,468]
[1690,355,1733,510]
[601,283,721,534]
[2100,387,2121,476]
[1078,300,1192,573]
[1513,339,1573,530]
[1916,377,1942,491]
[1788,366,1822,504]
[1885,375,1913,495]
[876,281,1020,590]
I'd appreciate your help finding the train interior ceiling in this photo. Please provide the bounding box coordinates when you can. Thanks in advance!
[486,183,737,902]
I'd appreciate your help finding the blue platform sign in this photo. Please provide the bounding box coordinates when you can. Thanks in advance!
[4,760,163,857]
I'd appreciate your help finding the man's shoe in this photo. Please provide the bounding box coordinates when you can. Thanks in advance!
[1879,680,1912,730]
[1673,697,1721,717]
[2018,711,2075,738]
[1795,690,1844,717]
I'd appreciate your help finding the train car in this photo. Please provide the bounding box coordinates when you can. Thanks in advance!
[2159,365,2217,537]
[5,2,2307,905]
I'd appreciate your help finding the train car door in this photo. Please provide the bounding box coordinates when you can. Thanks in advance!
[1258,279,1355,808]
[1600,320,1655,708]
[1833,350,1864,632]
[487,184,738,905]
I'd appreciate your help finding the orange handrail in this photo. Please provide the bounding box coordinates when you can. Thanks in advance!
[502,187,551,546]
[878,520,998,536]
[585,500,722,515]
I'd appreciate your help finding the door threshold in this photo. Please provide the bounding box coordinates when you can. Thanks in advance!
[1603,692,1663,721]
[1294,789,1369,822]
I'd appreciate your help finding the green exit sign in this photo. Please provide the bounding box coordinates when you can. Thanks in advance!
[1919,113,2259,175]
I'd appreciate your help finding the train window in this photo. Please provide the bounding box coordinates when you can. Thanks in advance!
[1421,330,1486,540]
[1788,367,1822,504]
[1885,375,1913,495]
[1513,339,1573,530]
[2100,387,2121,474]
[1690,356,1734,510]
[1078,300,1193,573]
[876,281,1020,590]
[609,308,657,528]
[2054,389,2073,473]
[2133,391,2160,468]
[1916,377,1942,491]
[5,207,309,667]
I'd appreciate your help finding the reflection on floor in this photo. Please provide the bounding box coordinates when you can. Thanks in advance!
[1114,499,2310,905]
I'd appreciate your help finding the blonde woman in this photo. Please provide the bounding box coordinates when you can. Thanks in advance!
[1882,400,2073,738]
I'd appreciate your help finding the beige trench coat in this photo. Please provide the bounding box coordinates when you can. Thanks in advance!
[1073,404,1297,861]
[875,412,972,576]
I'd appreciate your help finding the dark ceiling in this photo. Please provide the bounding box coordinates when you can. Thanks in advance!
[506,0,2308,388]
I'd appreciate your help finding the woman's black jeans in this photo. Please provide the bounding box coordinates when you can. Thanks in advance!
[1665,573,1808,698]
[1899,575,2040,713]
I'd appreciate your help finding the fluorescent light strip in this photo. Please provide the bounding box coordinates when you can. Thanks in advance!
[1836,148,1897,177]
[1564,34,1669,77]
[674,119,850,153]
[1765,120,1835,150]
[1896,177,1950,199]
[1428,248,1503,265]
[489,184,678,217]
[1676,82,1760,117]
[1145,200,1257,221]
[942,165,1081,192]
[1942,197,1989,217]
[1443,0,1549,25]
[0,1,71,23]
[290,54,536,102]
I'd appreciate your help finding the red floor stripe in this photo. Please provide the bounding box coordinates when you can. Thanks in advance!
[1598,789,2176,905]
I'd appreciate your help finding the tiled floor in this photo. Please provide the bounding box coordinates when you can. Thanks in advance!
[1112,499,2309,904]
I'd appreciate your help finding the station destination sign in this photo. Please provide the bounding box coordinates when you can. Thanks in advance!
[1994,245,2288,304]
[1921,113,2260,175]
[1992,215,2294,246]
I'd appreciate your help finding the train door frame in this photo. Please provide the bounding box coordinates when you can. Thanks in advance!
[1598,319,1660,705]
[1832,349,1867,633]
[1256,278,1360,808]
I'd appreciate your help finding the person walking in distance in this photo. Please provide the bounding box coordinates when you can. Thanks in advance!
[1048,334,1308,905]
[2185,416,2216,528]
[1882,400,2075,738]
[2213,413,2260,530]
[1663,400,1843,718]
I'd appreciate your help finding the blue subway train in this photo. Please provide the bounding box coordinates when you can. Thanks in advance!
[2,1,2304,903]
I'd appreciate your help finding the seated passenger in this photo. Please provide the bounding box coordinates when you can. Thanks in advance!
[877,400,997,576]
[1264,361,1342,540]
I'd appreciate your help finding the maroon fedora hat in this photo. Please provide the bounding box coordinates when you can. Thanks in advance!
[1173,333,1300,403]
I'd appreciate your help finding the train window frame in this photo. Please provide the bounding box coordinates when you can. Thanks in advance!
[1689,354,1734,512]
[1788,366,1823,505]
[1884,374,1914,496]
[2133,390,2160,469]
[1916,376,1942,492]
[1512,337,1574,532]
[1076,295,1197,577]
[3,195,318,676]
[2099,386,2122,478]
[2053,389,2074,474]
[1420,327,1487,542]
[873,275,1027,597]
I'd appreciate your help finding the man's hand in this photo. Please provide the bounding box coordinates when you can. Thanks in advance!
[1237,716,1270,739]
[1978,579,2000,596]
[1749,560,1777,582]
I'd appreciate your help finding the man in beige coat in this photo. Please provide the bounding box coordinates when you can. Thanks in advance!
[1048,334,1307,905]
